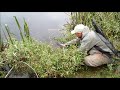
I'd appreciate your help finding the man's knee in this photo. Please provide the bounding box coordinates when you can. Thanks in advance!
[84,56,98,67]
[84,54,112,67]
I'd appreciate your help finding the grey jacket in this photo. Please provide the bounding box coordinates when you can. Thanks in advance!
[65,30,114,55]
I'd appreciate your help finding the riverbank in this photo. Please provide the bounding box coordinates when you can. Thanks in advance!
[0,12,120,78]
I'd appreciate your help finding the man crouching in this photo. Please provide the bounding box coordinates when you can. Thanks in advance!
[60,24,113,67]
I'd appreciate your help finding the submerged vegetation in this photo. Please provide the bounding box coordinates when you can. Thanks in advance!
[0,12,120,78]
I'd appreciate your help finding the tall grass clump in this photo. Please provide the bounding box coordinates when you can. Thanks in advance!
[0,16,32,52]
[14,16,32,42]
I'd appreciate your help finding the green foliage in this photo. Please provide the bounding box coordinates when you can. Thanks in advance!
[1,38,85,78]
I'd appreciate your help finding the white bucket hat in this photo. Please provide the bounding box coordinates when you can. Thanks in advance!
[71,24,89,34]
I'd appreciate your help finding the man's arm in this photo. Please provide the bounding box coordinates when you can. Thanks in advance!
[64,37,81,46]
[59,37,81,48]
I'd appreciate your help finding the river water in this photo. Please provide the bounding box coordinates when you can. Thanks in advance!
[0,12,70,44]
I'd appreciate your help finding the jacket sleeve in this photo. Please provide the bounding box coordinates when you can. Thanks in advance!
[65,38,81,46]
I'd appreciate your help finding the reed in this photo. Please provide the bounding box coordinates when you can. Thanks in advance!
[14,16,25,42]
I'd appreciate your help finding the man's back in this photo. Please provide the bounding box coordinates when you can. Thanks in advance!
[80,30,114,55]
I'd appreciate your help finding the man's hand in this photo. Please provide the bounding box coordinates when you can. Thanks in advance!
[59,44,67,48]
[56,42,67,48]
